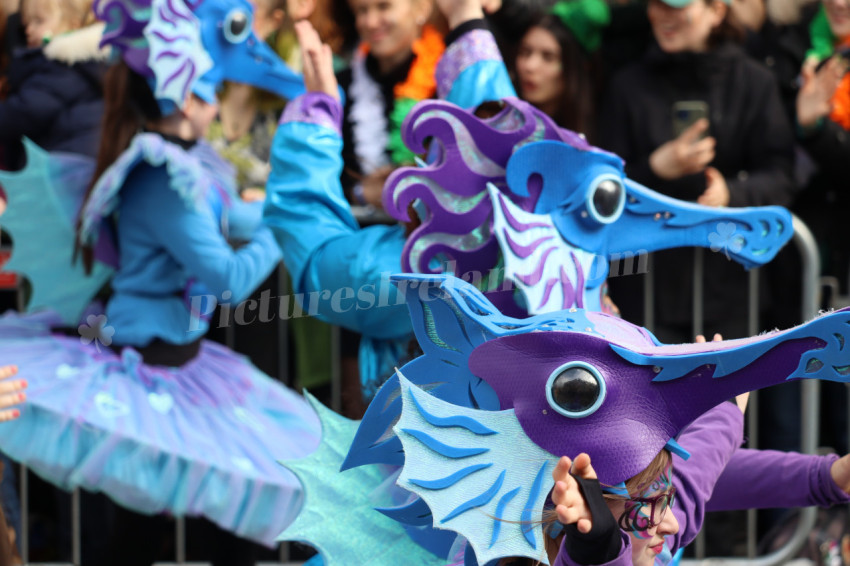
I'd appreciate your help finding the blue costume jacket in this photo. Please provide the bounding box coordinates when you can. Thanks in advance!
[264,25,514,392]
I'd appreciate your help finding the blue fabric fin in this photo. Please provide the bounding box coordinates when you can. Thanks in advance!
[395,371,556,565]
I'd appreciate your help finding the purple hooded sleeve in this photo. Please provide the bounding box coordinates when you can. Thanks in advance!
[667,402,745,551]
[707,449,850,511]
[554,532,634,566]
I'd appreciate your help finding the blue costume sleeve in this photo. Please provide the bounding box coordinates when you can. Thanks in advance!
[227,198,264,242]
[436,25,516,108]
[133,165,282,304]
[263,93,412,340]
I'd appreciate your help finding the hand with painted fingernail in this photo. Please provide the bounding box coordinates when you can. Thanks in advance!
[0,366,26,421]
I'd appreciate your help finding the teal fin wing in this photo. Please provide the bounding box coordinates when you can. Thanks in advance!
[394,371,555,565]
[0,139,113,324]
[279,394,446,566]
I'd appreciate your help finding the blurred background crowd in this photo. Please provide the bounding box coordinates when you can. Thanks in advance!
[1,0,849,562]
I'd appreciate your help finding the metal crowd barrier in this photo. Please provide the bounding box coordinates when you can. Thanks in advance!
[15,216,837,565]
[678,215,823,566]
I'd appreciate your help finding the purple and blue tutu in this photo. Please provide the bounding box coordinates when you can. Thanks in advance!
[0,321,320,546]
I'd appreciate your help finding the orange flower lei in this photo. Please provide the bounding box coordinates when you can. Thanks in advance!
[359,24,445,164]
[830,37,850,130]
[357,24,445,99]
[394,24,445,100]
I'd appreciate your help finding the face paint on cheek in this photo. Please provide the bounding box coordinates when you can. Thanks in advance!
[625,505,653,539]
[642,464,673,498]
[620,461,675,537]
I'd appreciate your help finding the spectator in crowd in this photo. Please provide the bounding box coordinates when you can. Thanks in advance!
[795,0,850,298]
[0,0,107,169]
[785,0,850,455]
[336,0,443,208]
[513,0,609,139]
[599,0,797,344]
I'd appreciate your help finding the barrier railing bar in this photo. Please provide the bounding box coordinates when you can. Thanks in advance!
[20,464,27,563]
[643,254,655,332]
[71,489,80,566]
[746,268,759,559]
[176,516,186,564]
[692,248,705,340]
[277,263,292,563]
[682,214,822,565]
[691,248,706,561]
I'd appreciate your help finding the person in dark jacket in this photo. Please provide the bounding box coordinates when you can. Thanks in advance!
[794,0,850,297]
[599,0,796,344]
[0,0,107,169]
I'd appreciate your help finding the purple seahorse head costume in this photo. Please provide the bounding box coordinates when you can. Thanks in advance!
[383,99,791,316]
[349,274,850,565]
[94,0,304,111]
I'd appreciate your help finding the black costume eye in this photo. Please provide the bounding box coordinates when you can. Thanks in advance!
[224,10,252,43]
[587,177,625,224]
[546,362,606,418]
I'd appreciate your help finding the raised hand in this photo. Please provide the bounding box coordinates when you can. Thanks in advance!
[552,453,597,534]
[698,166,729,208]
[797,56,847,130]
[435,0,501,30]
[294,20,339,101]
[649,118,716,181]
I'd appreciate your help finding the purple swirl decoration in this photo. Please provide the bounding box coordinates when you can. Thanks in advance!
[383,97,606,281]
[94,0,205,78]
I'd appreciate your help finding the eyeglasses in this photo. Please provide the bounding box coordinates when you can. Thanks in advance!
[616,486,677,533]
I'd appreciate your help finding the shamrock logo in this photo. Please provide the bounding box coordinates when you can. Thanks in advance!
[708,222,744,260]
[78,314,115,352]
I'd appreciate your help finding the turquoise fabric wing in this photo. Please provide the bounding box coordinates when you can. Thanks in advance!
[394,371,556,566]
[0,139,113,324]
[279,394,446,566]
[79,133,208,245]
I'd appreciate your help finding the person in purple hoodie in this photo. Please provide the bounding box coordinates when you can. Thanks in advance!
[547,391,850,566]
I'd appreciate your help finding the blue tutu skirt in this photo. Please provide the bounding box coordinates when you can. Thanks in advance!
[0,322,320,546]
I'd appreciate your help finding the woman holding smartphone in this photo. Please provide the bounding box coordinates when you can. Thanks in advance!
[597,0,796,343]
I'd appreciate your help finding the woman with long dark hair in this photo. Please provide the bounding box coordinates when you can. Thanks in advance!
[514,1,608,138]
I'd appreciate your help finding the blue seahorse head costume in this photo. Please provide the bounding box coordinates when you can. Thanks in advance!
[94,0,305,112]
[383,99,791,316]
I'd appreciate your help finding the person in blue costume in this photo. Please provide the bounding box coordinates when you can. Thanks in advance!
[264,0,515,403]
[0,0,320,563]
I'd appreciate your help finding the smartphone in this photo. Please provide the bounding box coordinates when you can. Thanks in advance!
[672,101,710,139]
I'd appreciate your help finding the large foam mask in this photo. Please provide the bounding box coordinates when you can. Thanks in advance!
[344,274,850,564]
[94,0,304,110]
[384,99,792,315]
